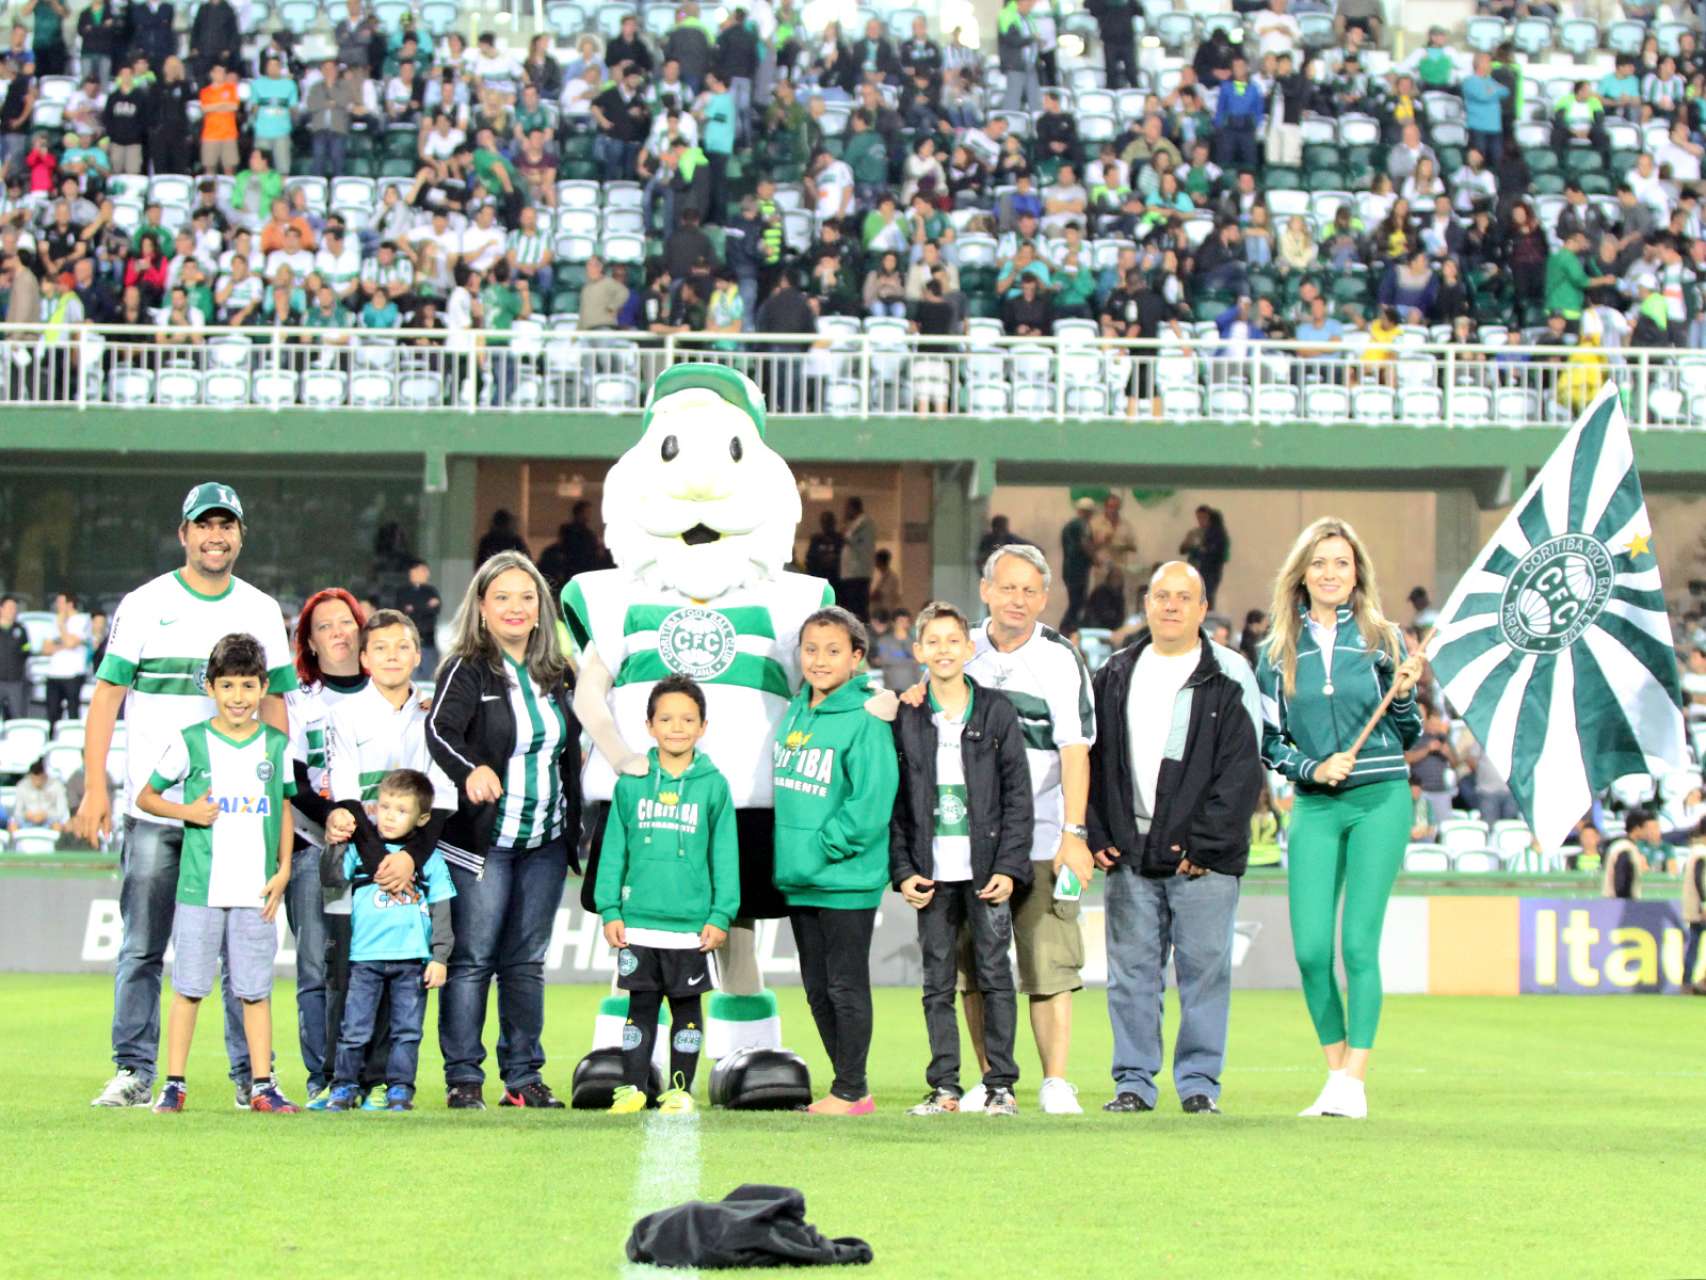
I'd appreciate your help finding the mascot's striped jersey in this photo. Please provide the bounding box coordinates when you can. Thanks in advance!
[563,573,831,806]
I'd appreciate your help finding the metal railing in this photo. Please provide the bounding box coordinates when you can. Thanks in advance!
[1,323,1702,428]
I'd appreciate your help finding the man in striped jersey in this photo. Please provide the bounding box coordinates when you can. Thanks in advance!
[359,240,415,306]
[79,483,297,1109]
[505,204,555,301]
[566,365,842,1063]
[282,588,369,1102]
[318,608,457,1107]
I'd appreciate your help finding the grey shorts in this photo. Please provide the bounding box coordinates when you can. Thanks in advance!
[171,903,277,1001]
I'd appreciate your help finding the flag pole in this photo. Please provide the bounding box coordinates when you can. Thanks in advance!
[1347,627,1434,761]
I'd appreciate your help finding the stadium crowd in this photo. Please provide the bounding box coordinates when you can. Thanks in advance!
[4,0,1706,389]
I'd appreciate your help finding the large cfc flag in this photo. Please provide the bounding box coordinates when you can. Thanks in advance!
[1424,383,1688,852]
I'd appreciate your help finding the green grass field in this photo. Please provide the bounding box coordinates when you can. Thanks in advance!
[2,975,1694,1278]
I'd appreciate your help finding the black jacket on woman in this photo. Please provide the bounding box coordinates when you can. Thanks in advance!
[1086,630,1264,878]
[889,677,1034,892]
[426,651,583,874]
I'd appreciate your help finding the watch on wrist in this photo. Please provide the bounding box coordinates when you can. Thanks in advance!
[1063,824,1089,840]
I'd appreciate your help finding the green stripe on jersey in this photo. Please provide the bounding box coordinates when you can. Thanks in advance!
[560,579,590,652]
[615,648,791,699]
[622,604,777,638]
[359,768,388,801]
[97,653,138,685]
[1002,688,1058,752]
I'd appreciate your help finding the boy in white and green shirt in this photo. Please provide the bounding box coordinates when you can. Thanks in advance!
[140,633,298,1114]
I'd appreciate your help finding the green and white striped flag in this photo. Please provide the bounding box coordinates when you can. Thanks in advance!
[1424,383,1688,851]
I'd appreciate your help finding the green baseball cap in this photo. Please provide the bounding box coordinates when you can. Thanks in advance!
[642,363,767,438]
[182,481,245,523]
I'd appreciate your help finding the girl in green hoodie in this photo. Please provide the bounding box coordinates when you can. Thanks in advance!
[773,608,899,1115]
[596,675,738,1113]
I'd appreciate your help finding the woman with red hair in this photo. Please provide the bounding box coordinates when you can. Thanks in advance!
[283,588,367,1107]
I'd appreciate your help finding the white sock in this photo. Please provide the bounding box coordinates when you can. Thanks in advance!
[1339,1075,1365,1093]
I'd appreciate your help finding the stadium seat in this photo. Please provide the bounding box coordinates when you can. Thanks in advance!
[601,233,645,265]
[1453,849,1504,873]
[1403,845,1452,873]
[155,369,200,407]
[1465,15,1506,51]
[301,370,348,407]
[1511,16,1554,55]
[349,372,395,407]
[10,827,58,854]
[1610,773,1657,807]
[397,373,444,407]
[1438,819,1491,854]
[589,374,641,410]
[204,370,249,408]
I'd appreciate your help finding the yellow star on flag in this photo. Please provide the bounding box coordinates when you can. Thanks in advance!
[1625,532,1651,558]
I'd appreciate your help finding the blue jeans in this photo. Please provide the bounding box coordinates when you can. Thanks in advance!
[285,844,329,1092]
[113,817,249,1084]
[439,836,570,1090]
[593,134,638,181]
[335,960,428,1090]
[1104,864,1241,1106]
[312,130,346,179]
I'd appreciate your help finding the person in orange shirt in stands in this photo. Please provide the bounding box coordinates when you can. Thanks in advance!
[198,63,242,176]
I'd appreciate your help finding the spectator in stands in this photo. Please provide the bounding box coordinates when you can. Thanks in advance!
[12,757,69,833]
[1405,709,1459,829]
[593,64,651,181]
[195,62,241,177]
[1213,55,1263,170]
[0,593,27,719]
[1599,54,1641,122]
[189,0,239,82]
[1086,0,1139,90]
[997,0,1041,112]
[1378,250,1438,324]
[715,7,757,144]
[805,510,844,586]
[851,17,899,85]
[864,249,906,318]
[1603,810,1662,897]
[1408,781,1436,842]
[76,0,121,85]
[665,3,711,97]
[1195,220,1248,296]
[305,59,355,179]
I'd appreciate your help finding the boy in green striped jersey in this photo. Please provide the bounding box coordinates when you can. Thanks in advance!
[141,633,298,1114]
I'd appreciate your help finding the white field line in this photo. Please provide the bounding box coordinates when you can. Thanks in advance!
[621,1110,703,1279]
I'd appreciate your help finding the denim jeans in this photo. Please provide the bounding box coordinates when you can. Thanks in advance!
[335,960,428,1090]
[1104,864,1240,1105]
[916,882,1017,1092]
[593,134,638,181]
[729,75,753,145]
[440,837,570,1090]
[284,844,329,1092]
[324,910,392,1089]
[311,130,346,179]
[114,817,249,1084]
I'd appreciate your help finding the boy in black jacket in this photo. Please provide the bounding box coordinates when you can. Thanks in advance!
[890,602,1034,1116]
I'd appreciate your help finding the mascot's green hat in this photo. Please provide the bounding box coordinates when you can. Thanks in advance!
[641,363,768,438]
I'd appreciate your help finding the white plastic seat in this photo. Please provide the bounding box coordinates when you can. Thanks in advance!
[204,370,250,407]
[155,369,200,406]
[349,372,395,407]
[251,370,297,407]
[1491,821,1534,860]
[1403,845,1452,873]
[1438,819,1491,853]
[590,374,641,410]
[1453,849,1504,873]
[301,370,347,407]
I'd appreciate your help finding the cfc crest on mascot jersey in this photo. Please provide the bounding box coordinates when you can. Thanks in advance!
[564,365,832,1065]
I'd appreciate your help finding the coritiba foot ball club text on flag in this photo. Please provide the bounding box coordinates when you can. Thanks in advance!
[1425,383,1688,851]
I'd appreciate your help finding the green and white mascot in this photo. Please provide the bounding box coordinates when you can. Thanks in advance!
[565,365,837,1070]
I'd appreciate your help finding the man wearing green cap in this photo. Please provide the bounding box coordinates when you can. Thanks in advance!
[81,483,298,1110]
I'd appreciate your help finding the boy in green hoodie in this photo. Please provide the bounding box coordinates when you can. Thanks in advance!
[773,607,900,1115]
[596,675,738,1114]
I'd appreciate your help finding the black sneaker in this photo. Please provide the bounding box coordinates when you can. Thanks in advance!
[500,1081,566,1109]
[1102,1092,1154,1113]
[1181,1094,1221,1114]
[446,1083,487,1110]
[233,1078,253,1110]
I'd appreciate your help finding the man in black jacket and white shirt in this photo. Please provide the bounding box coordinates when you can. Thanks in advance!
[1087,561,1262,1115]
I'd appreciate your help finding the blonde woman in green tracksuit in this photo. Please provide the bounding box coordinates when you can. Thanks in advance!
[1255,518,1424,1121]
[773,607,900,1116]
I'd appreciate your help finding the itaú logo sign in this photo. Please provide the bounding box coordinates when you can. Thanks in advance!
[1521,902,1703,993]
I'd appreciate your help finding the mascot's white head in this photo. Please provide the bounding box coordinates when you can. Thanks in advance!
[602,365,803,601]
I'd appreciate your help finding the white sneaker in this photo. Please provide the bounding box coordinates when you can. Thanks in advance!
[1321,1075,1367,1120]
[91,1069,152,1108]
[1037,1077,1083,1115]
[958,1083,988,1113]
[1298,1074,1340,1117]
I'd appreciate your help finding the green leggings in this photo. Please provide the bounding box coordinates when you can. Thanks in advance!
[1287,779,1412,1050]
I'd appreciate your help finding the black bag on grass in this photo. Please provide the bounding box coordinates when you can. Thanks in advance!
[625,1184,873,1269]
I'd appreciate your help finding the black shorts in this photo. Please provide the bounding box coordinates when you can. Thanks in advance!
[616,943,714,997]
